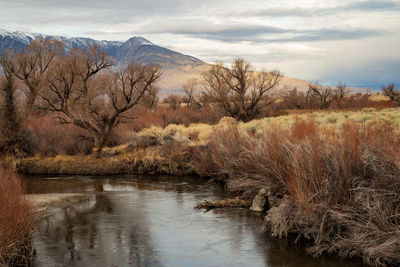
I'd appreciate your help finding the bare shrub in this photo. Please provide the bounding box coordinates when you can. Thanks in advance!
[27,116,93,156]
[194,119,400,265]
[0,167,34,266]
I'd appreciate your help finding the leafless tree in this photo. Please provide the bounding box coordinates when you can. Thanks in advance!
[182,78,203,110]
[306,82,347,109]
[282,87,307,109]
[336,82,348,98]
[140,84,159,109]
[335,82,348,108]
[163,94,183,110]
[0,38,64,115]
[202,58,281,122]
[0,63,31,155]
[382,84,400,106]
[38,45,162,153]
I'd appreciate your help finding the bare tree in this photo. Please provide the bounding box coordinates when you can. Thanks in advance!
[0,63,31,155]
[382,84,400,106]
[336,82,348,98]
[140,84,159,109]
[335,82,348,108]
[306,82,347,109]
[182,78,202,110]
[163,94,183,110]
[202,58,281,122]
[282,87,307,109]
[0,38,64,115]
[38,45,162,153]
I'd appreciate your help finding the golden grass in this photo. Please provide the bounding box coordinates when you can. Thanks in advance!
[128,108,400,145]
[368,93,390,101]
[16,108,400,177]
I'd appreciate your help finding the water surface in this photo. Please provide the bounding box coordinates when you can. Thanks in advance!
[24,175,364,267]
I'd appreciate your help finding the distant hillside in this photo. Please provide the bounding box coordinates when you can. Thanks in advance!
[0,29,367,95]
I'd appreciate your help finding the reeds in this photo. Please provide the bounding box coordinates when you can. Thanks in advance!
[0,166,33,266]
[194,119,400,265]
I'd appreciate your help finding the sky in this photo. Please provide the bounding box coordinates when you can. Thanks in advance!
[0,0,399,88]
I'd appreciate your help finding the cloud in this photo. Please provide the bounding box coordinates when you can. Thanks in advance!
[136,19,386,43]
[263,28,387,43]
[240,0,400,18]
[0,0,398,88]
[139,20,290,42]
[346,0,400,11]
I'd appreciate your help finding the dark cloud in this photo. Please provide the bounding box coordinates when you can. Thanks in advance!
[241,0,400,17]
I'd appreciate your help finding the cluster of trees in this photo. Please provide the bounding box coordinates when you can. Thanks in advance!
[0,39,161,154]
[175,60,353,118]
[1,39,398,156]
[167,59,282,122]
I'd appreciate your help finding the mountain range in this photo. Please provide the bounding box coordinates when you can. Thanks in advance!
[0,29,364,95]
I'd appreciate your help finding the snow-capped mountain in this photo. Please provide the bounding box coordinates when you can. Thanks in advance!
[0,29,367,95]
[0,29,122,55]
[0,29,203,67]
[0,29,207,94]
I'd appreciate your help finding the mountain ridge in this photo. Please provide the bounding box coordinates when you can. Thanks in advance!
[0,29,367,95]
[0,29,208,94]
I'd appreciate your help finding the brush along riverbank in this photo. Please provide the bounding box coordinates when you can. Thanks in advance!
[11,108,400,266]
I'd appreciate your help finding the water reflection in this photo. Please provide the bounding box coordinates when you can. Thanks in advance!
[25,176,364,267]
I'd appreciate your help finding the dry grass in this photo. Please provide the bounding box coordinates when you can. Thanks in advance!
[193,118,400,265]
[0,166,34,266]
[13,107,400,265]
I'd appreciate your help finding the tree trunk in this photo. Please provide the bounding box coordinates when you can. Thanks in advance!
[92,124,112,156]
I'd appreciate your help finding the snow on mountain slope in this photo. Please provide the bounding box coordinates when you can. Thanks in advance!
[0,29,367,95]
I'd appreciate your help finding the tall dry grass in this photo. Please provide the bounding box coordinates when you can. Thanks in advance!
[194,119,400,265]
[0,166,33,266]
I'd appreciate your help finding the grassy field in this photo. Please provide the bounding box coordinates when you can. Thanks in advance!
[117,107,400,146]
[17,107,400,174]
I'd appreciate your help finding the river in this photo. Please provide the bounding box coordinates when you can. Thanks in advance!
[23,175,364,267]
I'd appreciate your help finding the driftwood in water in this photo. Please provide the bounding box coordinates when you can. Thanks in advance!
[195,197,252,211]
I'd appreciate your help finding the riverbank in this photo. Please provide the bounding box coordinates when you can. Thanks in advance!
[8,109,400,266]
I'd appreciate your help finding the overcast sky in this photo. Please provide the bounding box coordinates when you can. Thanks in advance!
[0,0,399,88]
